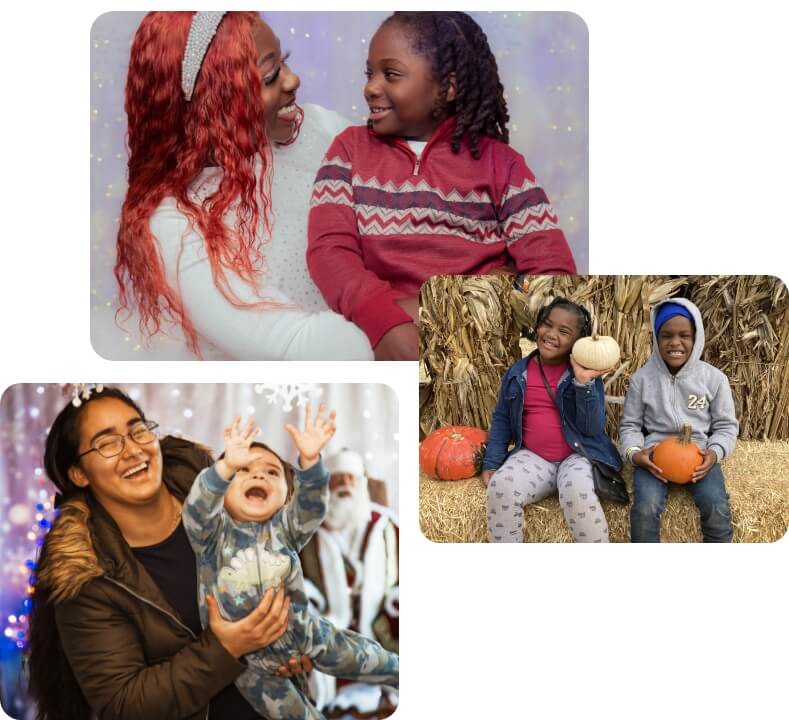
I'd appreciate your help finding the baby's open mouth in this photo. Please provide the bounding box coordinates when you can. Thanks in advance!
[122,462,148,479]
[245,486,268,503]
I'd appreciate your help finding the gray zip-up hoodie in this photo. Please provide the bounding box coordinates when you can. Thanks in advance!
[619,297,739,461]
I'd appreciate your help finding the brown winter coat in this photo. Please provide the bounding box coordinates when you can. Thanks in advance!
[35,436,247,720]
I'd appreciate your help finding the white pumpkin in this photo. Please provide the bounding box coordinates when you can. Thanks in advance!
[572,334,621,371]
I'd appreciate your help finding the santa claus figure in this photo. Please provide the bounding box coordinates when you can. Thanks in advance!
[301,448,398,718]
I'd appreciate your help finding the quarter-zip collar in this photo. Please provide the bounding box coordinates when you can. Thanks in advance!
[367,114,458,175]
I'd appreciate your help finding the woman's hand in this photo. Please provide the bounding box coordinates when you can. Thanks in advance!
[277,655,314,677]
[216,417,260,480]
[374,323,419,361]
[690,450,717,483]
[481,470,495,486]
[632,446,667,482]
[285,404,336,469]
[207,587,290,658]
[569,355,612,384]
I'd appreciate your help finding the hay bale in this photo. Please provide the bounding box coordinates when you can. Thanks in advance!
[419,440,789,543]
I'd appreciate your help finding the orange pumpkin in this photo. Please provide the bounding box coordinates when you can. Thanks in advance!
[420,426,488,481]
[652,424,703,484]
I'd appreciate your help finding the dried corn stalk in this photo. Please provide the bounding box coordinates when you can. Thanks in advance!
[419,276,520,436]
[420,275,789,441]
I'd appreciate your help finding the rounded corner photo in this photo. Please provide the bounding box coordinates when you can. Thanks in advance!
[418,274,789,544]
[91,11,588,361]
[0,383,399,718]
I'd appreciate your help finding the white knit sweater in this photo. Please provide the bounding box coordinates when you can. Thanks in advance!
[147,104,371,360]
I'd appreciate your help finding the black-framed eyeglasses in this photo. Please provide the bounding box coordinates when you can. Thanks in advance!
[76,421,159,461]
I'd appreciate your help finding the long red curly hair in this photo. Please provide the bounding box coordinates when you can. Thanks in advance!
[116,11,298,355]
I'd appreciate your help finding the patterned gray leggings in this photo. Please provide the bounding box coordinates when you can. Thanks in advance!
[486,448,609,543]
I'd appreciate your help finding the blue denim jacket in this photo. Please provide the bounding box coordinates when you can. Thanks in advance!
[482,352,622,471]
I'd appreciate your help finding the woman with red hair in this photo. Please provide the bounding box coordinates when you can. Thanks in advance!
[116,11,372,360]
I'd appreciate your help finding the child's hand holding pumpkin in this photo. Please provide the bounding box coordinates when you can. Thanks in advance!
[632,446,668,483]
[690,449,717,483]
[569,355,613,384]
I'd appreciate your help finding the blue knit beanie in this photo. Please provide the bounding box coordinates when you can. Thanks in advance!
[654,302,695,335]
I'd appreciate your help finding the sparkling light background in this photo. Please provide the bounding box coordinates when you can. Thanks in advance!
[90,11,588,360]
[0,383,398,717]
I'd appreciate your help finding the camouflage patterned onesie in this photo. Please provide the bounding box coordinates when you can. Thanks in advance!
[183,460,399,720]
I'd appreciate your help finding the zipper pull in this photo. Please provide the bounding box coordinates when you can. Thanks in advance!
[412,156,421,176]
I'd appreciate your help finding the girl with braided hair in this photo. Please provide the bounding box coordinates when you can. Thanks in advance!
[308,11,577,360]
[482,298,621,542]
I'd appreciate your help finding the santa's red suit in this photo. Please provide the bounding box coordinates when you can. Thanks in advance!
[301,502,398,651]
[301,503,398,717]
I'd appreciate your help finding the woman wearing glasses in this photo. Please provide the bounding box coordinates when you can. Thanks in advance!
[27,387,308,720]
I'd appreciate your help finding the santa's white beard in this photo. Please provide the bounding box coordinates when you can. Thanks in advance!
[325,485,372,532]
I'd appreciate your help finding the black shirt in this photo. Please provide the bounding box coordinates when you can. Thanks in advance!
[132,522,261,719]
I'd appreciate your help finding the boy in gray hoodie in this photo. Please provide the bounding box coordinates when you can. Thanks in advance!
[620,298,738,542]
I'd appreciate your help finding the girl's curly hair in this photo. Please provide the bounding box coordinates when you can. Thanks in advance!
[383,11,510,159]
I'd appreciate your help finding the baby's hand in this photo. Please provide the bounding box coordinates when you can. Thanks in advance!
[217,416,260,480]
[285,404,336,470]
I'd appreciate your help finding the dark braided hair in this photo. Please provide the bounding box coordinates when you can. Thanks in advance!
[525,297,592,341]
[383,11,509,159]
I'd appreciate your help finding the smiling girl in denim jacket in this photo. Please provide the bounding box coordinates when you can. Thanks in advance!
[483,298,622,543]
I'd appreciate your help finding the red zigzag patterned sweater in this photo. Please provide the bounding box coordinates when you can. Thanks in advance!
[307,117,577,347]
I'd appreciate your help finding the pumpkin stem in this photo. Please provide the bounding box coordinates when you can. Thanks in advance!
[679,424,693,445]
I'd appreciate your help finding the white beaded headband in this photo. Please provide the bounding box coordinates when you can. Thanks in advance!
[181,11,227,101]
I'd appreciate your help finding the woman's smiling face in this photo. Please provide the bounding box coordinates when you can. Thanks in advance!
[536,307,582,365]
[252,17,301,144]
[68,397,163,511]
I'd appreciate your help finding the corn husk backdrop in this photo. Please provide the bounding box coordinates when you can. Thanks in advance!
[419,275,789,441]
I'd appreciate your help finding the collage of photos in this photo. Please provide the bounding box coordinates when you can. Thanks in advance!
[1,6,786,720]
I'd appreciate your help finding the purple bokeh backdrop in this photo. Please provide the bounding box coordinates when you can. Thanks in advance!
[90,11,588,359]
